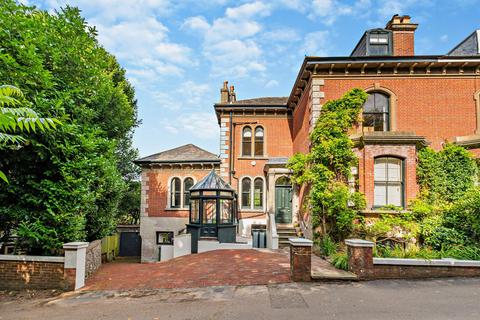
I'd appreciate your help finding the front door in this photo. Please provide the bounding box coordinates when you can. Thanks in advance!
[201,199,217,237]
[275,178,292,224]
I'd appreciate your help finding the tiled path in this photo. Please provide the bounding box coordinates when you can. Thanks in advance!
[84,249,291,290]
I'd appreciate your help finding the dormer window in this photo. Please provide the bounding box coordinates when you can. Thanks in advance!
[367,29,392,56]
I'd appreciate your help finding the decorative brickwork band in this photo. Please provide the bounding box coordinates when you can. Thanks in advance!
[289,237,312,282]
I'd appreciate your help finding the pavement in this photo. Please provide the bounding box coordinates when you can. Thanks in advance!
[2,278,480,319]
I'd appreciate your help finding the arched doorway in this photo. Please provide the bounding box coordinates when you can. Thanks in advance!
[275,176,292,224]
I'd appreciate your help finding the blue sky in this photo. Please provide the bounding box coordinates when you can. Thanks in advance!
[31,0,480,157]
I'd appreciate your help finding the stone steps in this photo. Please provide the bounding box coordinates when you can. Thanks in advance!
[277,227,297,248]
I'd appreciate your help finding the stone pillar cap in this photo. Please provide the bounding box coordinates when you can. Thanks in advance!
[345,239,374,248]
[289,237,313,247]
[63,242,89,249]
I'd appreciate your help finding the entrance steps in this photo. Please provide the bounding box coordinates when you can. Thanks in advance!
[277,226,297,248]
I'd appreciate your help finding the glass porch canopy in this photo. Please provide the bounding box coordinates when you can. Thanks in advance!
[188,171,237,250]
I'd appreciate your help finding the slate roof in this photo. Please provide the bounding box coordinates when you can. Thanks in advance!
[135,144,220,164]
[216,97,288,107]
[448,30,480,56]
[190,170,235,191]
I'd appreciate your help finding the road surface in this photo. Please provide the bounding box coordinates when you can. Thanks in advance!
[1,278,480,320]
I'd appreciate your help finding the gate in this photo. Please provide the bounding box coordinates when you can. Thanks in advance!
[119,232,141,256]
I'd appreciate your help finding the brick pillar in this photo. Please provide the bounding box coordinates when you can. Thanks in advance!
[345,239,374,279]
[289,238,312,282]
[63,242,88,290]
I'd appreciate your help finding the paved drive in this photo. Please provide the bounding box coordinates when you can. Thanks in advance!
[2,278,480,319]
[85,249,291,290]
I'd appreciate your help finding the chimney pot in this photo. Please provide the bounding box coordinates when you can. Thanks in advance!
[220,81,230,103]
[385,14,418,56]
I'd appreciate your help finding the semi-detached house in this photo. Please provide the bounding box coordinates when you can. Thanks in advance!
[136,15,480,262]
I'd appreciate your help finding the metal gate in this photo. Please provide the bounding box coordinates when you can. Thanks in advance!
[119,232,141,256]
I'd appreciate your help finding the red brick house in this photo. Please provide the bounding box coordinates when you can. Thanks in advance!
[137,15,480,262]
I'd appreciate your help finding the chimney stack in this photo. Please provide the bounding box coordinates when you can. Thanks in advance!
[385,14,418,56]
[220,81,230,103]
[229,85,236,103]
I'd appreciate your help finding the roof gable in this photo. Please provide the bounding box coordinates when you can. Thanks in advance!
[135,144,219,164]
[448,30,480,56]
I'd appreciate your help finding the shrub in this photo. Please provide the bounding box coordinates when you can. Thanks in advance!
[331,252,349,271]
[443,187,480,244]
[441,246,480,260]
[317,235,338,257]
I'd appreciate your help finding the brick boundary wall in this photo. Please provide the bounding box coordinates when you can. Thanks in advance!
[346,239,480,280]
[85,239,101,279]
[0,242,89,291]
[0,256,73,290]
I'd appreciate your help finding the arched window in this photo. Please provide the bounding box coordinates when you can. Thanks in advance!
[374,157,404,207]
[254,127,264,156]
[242,126,252,156]
[253,178,264,209]
[241,177,251,209]
[183,177,194,208]
[170,177,181,208]
[363,92,389,132]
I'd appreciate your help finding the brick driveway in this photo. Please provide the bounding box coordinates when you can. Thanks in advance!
[84,249,291,290]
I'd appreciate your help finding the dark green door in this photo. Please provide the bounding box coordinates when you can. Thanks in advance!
[275,181,292,224]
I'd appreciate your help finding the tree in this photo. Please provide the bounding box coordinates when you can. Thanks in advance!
[0,2,139,254]
[0,85,60,182]
[288,89,368,241]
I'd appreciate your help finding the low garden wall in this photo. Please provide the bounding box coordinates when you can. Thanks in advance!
[85,239,102,279]
[0,242,89,291]
[346,239,480,280]
[0,255,71,290]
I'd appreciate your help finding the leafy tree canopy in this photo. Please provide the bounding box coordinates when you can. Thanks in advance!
[0,1,139,254]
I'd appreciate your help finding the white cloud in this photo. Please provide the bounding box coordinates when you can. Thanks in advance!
[165,112,219,139]
[265,80,279,88]
[225,1,271,19]
[308,0,372,25]
[183,2,272,78]
[301,31,330,56]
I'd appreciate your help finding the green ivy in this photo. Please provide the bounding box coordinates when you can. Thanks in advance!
[417,144,477,203]
[288,89,368,241]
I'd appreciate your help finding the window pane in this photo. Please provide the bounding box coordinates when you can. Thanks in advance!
[171,178,181,208]
[374,183,387,207]
[374,158,387,182]
[363,94,376,113]
[254,127,264,156]
[220,199,232,224]
[363,93,389,132]
[191,199,200,223]
[183,178,194,208]
[241,178,251,208]
[387,159,402,182]
[203,200,216,224]
[254,178,263,209]
[242,127,252,156]
[387,183,402,206]
[374,93,389,113]
[374,157,404,207]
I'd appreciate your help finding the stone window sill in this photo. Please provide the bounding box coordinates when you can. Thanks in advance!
[164,207,189,211]
[237,156,269,160]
